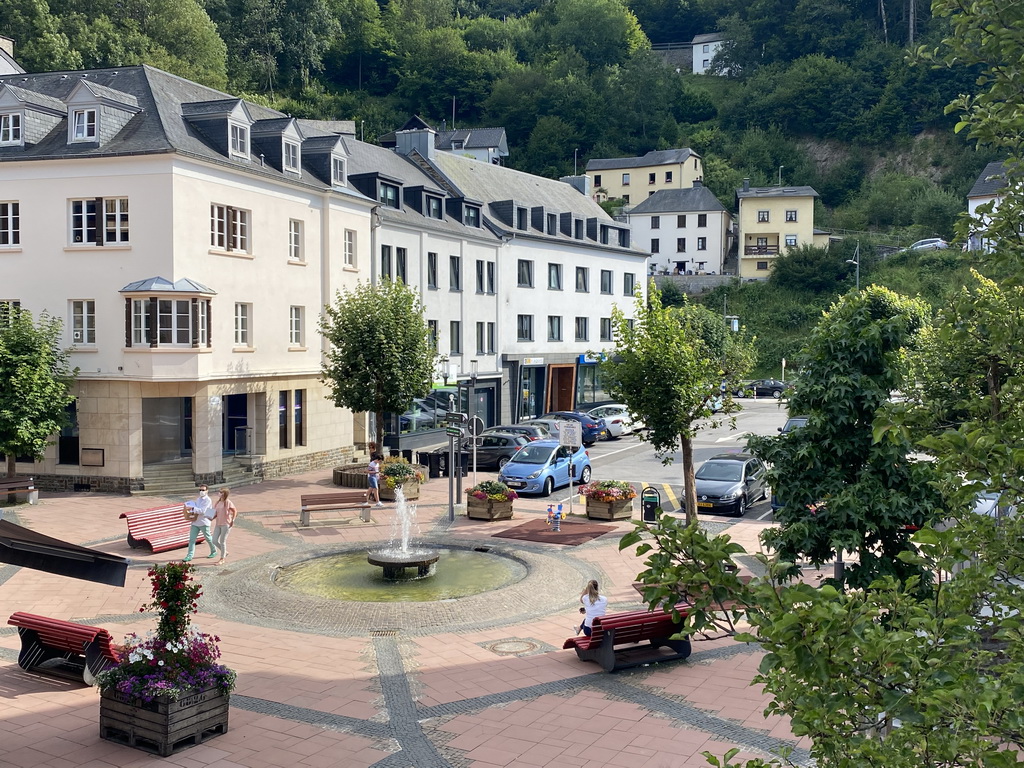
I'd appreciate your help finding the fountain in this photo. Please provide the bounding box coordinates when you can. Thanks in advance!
[366,485,440,580]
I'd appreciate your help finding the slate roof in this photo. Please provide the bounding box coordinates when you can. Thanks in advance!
[628,187,727,215]
[586,148,697,172]
[80,80,140,109]
[436,128,507,150]
[120,276,216,294]
[968,161,1008,198]
[692,32,725,44]
[1,84,66,114]
[736,186,819,200]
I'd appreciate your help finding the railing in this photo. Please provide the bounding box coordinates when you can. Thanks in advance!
[744,245,779,255]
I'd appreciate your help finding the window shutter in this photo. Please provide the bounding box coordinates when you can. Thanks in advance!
[206,300,212,347]
[147,297,158,346]
[94,197,104,246]
[124,298,132,347]
[191,298,199,347]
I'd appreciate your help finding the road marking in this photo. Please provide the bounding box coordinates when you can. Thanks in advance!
[756,508,773,521]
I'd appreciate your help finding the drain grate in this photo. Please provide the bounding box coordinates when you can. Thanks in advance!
[370,629,400,637]
[473,547,491,553]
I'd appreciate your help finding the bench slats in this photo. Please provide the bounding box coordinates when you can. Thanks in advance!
[119,504,202,553]
[299,491,369,526]
[563,606,691,672]
[8,612,121,686]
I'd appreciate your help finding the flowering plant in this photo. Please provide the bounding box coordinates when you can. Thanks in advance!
[579,479,637,502]
[466,480,518,502]
[381,457,426,488]
[95,562,235,701]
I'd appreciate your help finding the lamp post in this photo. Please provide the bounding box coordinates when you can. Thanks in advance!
[777,165,784,186]
[469,359,479,487]
[574,148,578,176]
[846,241,861,290]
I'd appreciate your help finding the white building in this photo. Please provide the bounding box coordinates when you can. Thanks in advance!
[0,36,23,76]
[966,160,1008,252]
[626,182,733,275]
[692,33,726,75]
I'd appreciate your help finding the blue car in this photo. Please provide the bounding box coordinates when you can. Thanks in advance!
[498,439,592,496]
[540,411,609,445]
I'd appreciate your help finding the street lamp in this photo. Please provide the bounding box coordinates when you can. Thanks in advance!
[574,148,578,176]
[846,241,861,290]
[777,165,784,186]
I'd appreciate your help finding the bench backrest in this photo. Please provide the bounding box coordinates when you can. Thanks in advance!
[589,606,686,647]
[0,476,35,491]
[119,504,190,532]
[8,611,107,653]
[301,491,367,506]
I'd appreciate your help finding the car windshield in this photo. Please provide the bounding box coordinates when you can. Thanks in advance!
[509,445,554,465]
[695,461,743,482]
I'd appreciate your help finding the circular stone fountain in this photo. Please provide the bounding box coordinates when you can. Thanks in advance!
[366,484,440,581]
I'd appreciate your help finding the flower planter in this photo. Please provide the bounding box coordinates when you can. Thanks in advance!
[99,684,229,757]
[585,498,634,521]
[466,498,514,521]
[381,480,420,501]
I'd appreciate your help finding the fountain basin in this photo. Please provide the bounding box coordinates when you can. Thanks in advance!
[367,550,440,580]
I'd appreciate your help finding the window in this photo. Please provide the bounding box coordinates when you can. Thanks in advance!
[785,209,797,222]
[703,59,710,68]
[651,216,660,229]
[396,247,407,283]
[651,239,660,254]
[546,213,556,234]
[665,171,673,183]
[516,208,528,230]
[600,317,612,342]
[622,194,630,204]
[703,43,710,53]
[210,204,249,252]
[623,273,636,295]
[517,259,533,287]
[344,229,356,266]
[548,263,562,290]
[575,316,588,342]
[0,300,21,327]
[547,315,562,341]
[517,314,533,341]
[594,174,602,187]
[427,196,442,219]
[156,299,204,345]
[331,156,346,185]
[622,173,631,186]
[600,270,613,294]
[71,198,129,245]
[677,237,686,252]
[697,214,707,227]
[71,109,97,141]
[283,141,299,172]
[380,245,392,279]
[758,210,770,223]
[757,261,769,270]
[289,306,304,346]
[476,322,486,354]
[576,267,589,293]
[476,259,485,293]
[677,214,686,228]
[279,391,290,449]
[464,206,480,227]
[229,123,248,157]
[294,389,305,446]
[427,319,438,349]
[574,220,583,239]
[427,252,438,288]
[449,320,461,354]
[379,183,399,208]
[449,255,461,290]
[0,113,21,145]
[0,202,18,246]
[70,300,95,345]
[785,234,797,247]
[697,237,707,250]
[486,261,495,293]
[487,322,495,354]
[234,303,251,346]
[288,220,303,261]
[648,173,656,185]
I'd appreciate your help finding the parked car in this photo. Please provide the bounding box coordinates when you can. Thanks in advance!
[909,238,949,251]
[588,404,643,438]
[461,432,531,469]
[398,399,445,430]
[778,416,809,433]
[498,439,592,496]
[540,411,609,445]
[693,453,767,517]
[521,418,565,439]
[735,379,789,399]
[419,387,459,414]
[482,424,550,441]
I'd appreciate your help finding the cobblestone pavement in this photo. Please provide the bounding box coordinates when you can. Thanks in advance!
[0,468,811,768]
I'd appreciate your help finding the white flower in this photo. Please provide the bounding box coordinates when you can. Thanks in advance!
[158,660,165,666]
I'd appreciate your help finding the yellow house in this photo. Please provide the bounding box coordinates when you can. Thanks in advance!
[586,149,704,205]
[735,182,820,278]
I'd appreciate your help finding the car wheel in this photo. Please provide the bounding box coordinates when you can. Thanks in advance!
[542,477,554,497]
[736,495,747,517]
[772,389,783,399]
[497,456,510,469]
[584,440,595,447]
[579,465,592,484]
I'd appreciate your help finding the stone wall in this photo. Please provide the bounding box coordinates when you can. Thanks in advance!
[251,445,357,481]
[32,473,144,495]
[652,274,746,296]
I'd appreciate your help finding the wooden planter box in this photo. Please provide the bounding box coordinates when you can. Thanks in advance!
[585,498,634,521]
[466,498,514,521]
[99,684,229,757]
[381,480,420,501]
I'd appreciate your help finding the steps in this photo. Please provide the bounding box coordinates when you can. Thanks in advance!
[132,456,261,497]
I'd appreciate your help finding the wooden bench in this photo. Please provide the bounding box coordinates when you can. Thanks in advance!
[0,476,38,504]
[7,612,121,685]
[119,503,200,553]
[562,606,691,672]
[299,490,370,527]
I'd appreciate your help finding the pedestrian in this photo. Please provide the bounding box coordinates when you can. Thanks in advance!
[212,487,237,565]
[577,579,608,636]
[368,452,384,507]
[182,484,217,562]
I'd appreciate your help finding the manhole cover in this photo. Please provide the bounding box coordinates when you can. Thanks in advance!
[487,639,539,656]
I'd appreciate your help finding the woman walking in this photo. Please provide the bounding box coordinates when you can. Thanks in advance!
[578,579,608,637]
[212,488,237,565]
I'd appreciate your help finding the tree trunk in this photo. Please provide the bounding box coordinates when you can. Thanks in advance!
[908,0,916,45]
[879,0,888,44]
[6,454,14,479]
[681,435,697,526]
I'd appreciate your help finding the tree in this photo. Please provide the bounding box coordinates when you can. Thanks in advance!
[0,309,77,478]
[600,285,755,523]
[319,280,435,446]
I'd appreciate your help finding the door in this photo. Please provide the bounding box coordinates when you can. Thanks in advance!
[58,401,79,465]
[547,365,576,411]
[223,394,248,454]
[552,445,573,487]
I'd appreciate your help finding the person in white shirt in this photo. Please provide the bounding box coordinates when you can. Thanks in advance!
[182,485,218,562]
[578,579,608,637]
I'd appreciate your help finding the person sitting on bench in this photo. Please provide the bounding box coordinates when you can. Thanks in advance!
[577,579,607,636]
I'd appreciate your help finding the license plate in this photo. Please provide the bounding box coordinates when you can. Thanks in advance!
[697,501,713,508]
[507,482,525,489]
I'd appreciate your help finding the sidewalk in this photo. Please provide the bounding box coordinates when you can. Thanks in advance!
[0,468,810,768]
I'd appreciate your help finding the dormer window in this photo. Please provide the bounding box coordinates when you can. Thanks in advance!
[229,123,248,158]
[516,208,527,231]
[0,113,21,145]
[379,182,399,209]
[427,196,443,220]
[71,109,97,141]
[464,206,480,227]
[331,156,346,186]
[283,140,300,172]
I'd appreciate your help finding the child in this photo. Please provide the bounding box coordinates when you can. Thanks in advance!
[368,453,384,507]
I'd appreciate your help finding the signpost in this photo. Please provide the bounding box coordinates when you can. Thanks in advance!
[468,416,485,487]
[445,411,468,522]
[559,422,583,517]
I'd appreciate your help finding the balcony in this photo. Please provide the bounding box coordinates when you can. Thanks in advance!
[744,245,779,255]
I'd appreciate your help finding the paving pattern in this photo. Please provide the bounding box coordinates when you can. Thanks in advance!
[0,468,812,768]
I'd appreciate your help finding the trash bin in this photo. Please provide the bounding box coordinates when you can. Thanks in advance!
[641,487,661,523]
[419,451,442,479]
[437,451,468,478]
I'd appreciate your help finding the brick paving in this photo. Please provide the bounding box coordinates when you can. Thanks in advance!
[0,468,811,768]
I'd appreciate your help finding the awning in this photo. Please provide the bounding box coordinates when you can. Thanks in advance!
[0,519,129,587]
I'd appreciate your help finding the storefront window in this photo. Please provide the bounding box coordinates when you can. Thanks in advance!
[575,364,610,408]
[519,366,546,420]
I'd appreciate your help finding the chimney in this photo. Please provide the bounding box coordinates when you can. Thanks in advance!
[0,36,14,59]
[395,128,436,161]
[693,178,703,188]
[742,178,750,192]
[559,175,592,196]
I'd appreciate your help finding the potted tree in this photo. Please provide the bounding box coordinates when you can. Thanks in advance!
[380,456,426,501]
[96,562,236,757]
[579,479,637,520]
[465,480,518,521]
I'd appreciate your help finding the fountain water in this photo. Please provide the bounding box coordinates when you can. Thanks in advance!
[366,485,440,580]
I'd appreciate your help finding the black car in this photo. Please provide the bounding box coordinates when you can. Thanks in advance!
[461,432,530,469]
[693,453,767,517]
[539,411,608,445]
[482,424,550,441]
[736,379,789,399]
[778,416,809,433]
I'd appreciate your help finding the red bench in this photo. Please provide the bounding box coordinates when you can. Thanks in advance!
[562,606,691,672]
[7,612,121,685]
[119,503,201,553]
